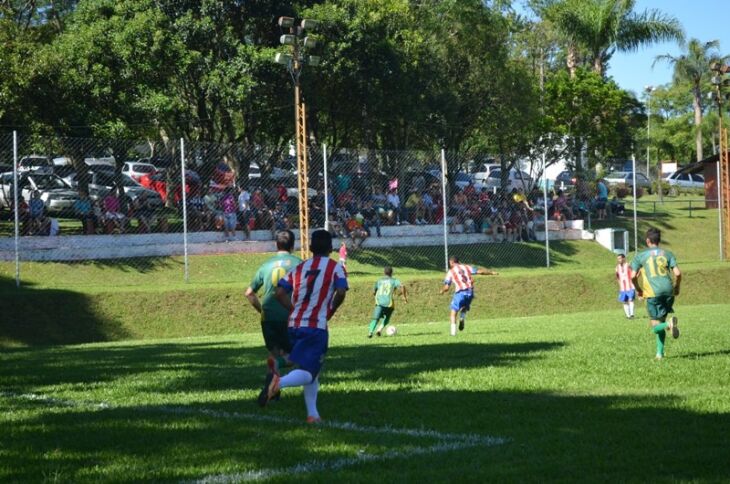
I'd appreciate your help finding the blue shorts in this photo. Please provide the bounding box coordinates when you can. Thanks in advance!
[288,327,328,378]
[223,212,237,230]
[450,290,474,312]
[618,290,636,302]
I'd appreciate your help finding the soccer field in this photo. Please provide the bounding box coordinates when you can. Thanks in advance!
[2,304,729,482]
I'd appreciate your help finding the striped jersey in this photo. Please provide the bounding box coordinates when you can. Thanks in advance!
[278,255,349,329]
[444,263,477,292]
[615,262,634,291]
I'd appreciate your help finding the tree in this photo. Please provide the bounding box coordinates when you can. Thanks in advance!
[539,0,684,77]
[654,39,727,161]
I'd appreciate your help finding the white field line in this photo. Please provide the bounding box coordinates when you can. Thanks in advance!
[2,391,508,482]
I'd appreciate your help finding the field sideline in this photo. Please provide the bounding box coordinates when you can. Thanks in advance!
[2,303,730,482]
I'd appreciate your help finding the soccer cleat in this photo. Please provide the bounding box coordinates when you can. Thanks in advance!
[306,416,322,424]
[368,333,373,338]
[458,317,465,331]
[376,330,381,337]
[267,356,280,376]
[669,316,680,339]
[257,373,280,407]
[655,354,664,360]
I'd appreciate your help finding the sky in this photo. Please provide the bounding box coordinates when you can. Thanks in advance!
[607,0,730,98]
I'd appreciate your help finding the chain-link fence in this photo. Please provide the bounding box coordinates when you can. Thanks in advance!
[0,132,724,288]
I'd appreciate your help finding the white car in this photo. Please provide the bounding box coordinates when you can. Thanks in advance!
[122,161,158,182]
[0,172,80,214]
[483,168,532,192]
[472,163,500,187]
[18,155,54,174]
[665,171,704,189]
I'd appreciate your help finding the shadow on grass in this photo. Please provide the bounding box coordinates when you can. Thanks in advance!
[52,256,182,274]
[0,275,130,346]
[1,387,727,482]
[0,340,561,394]
[351,242,587,271]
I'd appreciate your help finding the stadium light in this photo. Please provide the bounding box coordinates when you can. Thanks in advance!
[274,16,324,259]
[710,61,730,260]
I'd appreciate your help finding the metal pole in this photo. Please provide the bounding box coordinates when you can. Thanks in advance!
[13,131,20,288]
[542,151,550,267]
[180,138,189,283]
[441,149,449,272]
[631,153,639,253]
[646,93,651,178]
[323,144,329,231]
[718,159,724,261]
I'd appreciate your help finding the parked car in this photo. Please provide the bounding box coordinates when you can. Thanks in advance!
[665,171,704,190]
[0,172,79,214]
[18,155,54,174]
[472,163,500,187]
[453,172,473,190]
[66,171,163,207]
[483,168,533,192]
[554,170,577,191]
[122,161,158,182]
[139,170,201,205]
[603,171,652,193]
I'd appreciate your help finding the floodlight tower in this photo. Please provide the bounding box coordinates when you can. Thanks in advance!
[275,16,321,259]
[710,61,730,259]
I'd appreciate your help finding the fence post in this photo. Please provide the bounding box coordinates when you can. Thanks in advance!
[631,154,638,253]
[542,151,550,268]
[441,149,448,272]
[12,131,20,288]
[689,200,692,218]
[323,144,329,231]
[718,160,724,261]
[180,138,189,283]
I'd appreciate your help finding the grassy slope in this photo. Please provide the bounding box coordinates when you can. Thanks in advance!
[1,306,729,482]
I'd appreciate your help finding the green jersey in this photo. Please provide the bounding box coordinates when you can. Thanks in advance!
[630,247,677,298]
[250,252,302,322]
[373,277,402,308]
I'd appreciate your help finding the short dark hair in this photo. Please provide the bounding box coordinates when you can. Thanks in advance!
[617,253,625,258]
[384,266,393,276]
[276,230,295,252]
[449,255,459,264]
[646,227,661,245]
[310,229,333,256]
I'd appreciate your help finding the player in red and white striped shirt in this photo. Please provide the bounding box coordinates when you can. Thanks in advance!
[616,253,636,319]
[258,230,348,423]
[439,256,498,336]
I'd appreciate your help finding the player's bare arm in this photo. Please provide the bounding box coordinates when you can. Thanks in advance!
[439,284,450,295]
[673,266,682,296]
[330,287,347,317]
[402,285,408,303]
[274,286,294,313]
[244,287,263,314]
[631,269,643,298]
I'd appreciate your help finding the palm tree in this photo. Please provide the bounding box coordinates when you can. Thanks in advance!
[654,39,727,161]
[543,0,684,77]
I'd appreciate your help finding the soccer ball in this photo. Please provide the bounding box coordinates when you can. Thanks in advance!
[385,325,398,336]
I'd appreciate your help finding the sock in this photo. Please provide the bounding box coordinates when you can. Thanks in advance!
[303,378,320,419]
[450,322,457,336]
[368,320,378,334]
[653,323,667,356]
[628,301,634,316]
[279,369,313,389]
[623,304,630,317]
[459,312,466,323]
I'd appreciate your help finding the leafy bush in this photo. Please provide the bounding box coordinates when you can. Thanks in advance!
[614,186,629,199]
[653,180,671,195]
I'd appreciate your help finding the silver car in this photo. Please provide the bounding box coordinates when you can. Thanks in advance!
[603,171,652,193]
[0,172,80,214]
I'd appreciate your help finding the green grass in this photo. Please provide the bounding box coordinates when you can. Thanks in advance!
[2,304,729,482]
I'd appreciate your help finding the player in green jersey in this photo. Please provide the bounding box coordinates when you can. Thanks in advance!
[630,227,682,359]
[368,266,408,338]
[245,230,301,373]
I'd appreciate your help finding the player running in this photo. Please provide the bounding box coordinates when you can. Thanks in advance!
[630,227,682,360]
[368,266,408,338]
[245,230,301,377]
[258,230,348,423]
[615,253,636,319]
[439,256,498,336]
